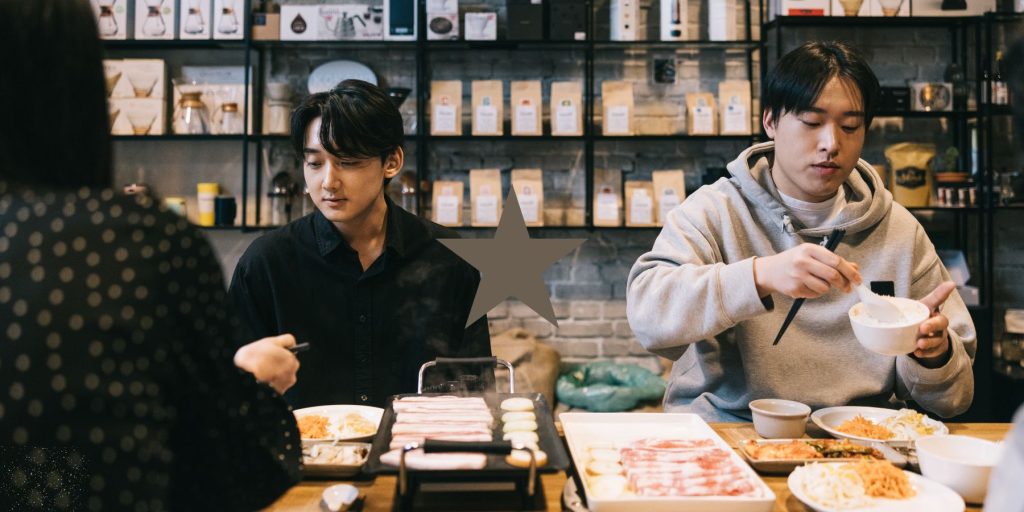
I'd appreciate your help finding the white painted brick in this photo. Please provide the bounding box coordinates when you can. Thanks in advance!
[604,301,628,319]
[509,302,541,318]
[571,264,602,283]
[552,301,571,319]
[522,319,555,339]
[555,283,612,300]
[488,319,517,334]
[570,301,602,319]
[613,320,634,338]
[547,339,600,358]
[629,339,652,356]
[602,339,633,357]
[556,321,613,338]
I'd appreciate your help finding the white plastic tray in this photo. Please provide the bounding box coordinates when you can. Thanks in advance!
[560,412,775,512]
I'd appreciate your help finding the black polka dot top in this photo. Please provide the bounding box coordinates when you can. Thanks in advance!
[0,182,301,511]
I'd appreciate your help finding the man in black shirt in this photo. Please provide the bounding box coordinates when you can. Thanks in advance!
[229,80,491,408]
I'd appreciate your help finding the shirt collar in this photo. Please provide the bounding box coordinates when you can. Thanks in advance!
[311,195,429,259]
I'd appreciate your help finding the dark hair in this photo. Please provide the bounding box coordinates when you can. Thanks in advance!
[290,79,403,181]
[763,41,880,128]
[0,0,111,189]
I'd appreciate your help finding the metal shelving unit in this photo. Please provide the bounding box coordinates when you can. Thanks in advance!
[111,0,765,233]
[981,11,1024,418]
[103,21,255,230]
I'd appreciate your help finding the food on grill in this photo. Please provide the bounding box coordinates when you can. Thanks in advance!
[381,396,495,470]
[505,448,548,468]
[379,449,487,470]
[500,397,534,412]
[502,420,538,433]
[503,431,540,444]
[501,411,536,423]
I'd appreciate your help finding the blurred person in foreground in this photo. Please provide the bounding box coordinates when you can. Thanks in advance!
[984,38,1024,512]
[0,0,302,509]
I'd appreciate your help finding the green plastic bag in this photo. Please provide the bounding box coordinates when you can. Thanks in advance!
[556,362,666,412]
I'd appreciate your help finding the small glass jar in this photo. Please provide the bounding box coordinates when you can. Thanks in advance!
[216,102,243,135]
[995,310,1024,379]
[173,91,210,135]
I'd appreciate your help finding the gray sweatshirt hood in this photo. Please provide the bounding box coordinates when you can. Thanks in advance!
[726,141,893,237]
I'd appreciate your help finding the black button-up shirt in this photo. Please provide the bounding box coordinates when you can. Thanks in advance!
[228,197,491,408]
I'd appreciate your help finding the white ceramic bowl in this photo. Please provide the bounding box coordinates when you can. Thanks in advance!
[322,483,359,512]
[848,297,930,356]
[916,434,1002,504]
[749,399,811,439]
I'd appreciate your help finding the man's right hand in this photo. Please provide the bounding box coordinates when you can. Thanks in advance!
[753,243,861,299]
[234,334,300,395]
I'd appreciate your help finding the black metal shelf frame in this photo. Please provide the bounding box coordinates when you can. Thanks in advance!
[108,0,766,230]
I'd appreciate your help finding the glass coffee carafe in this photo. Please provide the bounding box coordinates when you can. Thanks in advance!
[214,102,243,134]
[173,91,210,134]
[183,0,205,35]
[97,0,119,36]
[142,0,167,37]
[217,0,240,34]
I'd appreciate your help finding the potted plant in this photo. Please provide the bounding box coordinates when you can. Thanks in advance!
[935,147,968,184]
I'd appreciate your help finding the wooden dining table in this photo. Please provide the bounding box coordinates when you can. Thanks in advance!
[266,422,1011,512]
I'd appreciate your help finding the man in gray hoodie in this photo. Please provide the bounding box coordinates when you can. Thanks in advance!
[627,41,975,422]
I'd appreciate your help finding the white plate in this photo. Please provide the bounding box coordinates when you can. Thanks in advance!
[788,462,965,512]
[294,404,384,443]
[307,60,377,94]
[560,412,775,512]
[812,407,948,447]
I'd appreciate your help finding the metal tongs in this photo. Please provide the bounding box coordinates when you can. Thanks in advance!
[772,228,847,346]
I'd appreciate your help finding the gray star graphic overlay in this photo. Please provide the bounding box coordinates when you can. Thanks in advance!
[440,189,586,327]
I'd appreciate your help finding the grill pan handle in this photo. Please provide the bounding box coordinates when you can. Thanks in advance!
[422,439,513,455]
[399,440,537,497]
[416,357,515,393]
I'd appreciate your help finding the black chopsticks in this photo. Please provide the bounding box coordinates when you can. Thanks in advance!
[289,342,311,354]
[771,228,847,346]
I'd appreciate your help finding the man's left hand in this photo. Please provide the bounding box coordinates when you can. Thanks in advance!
[913,282,957,368]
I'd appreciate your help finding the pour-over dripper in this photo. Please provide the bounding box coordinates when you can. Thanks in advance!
[105,71,122,97]
[127,111,156,135]
[127,72,158,98]
[878,0,904,16]
[109,108,121,130]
